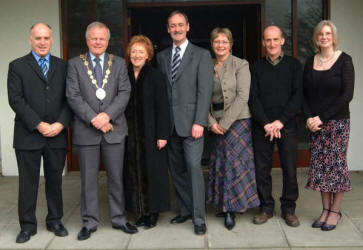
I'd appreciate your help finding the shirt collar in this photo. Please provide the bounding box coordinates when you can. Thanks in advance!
[31,51,50,62]
[173,39,188,58]
[89,52,105,63]
[266,51,284,66]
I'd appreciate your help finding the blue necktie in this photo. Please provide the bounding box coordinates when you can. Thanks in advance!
[39,58,48,79]
[171,46,181,82]
[94,57,103,87]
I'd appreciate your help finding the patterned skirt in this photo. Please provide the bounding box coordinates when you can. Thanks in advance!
[208,119,260,212]
[306,119,352,193]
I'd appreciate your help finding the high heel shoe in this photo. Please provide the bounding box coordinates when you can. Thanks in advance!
[321,210,342,231]
[135,215,149,227]
[224,212,235,230]
[145,213,158,229]
[312,208,330,228]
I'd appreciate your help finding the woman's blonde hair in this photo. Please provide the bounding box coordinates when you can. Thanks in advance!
[313,20,339,52]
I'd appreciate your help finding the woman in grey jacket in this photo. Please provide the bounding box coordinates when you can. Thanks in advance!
[207,27,260,230]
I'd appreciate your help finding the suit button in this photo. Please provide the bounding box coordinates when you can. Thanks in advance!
[45,86,49,90]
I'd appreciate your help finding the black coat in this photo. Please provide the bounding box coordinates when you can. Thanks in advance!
[7,52,71,150]
[124,64,170,217]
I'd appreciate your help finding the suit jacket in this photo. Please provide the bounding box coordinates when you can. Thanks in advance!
[156,42,213,137]
[66,53,131,145]
[208,55,251,130]
[7,52,71,150]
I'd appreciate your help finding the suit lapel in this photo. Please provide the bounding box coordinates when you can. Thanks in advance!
[174,43,193,82]
[47,55,56,83]
[103,53,109,76]
[165,47,172,85]
[25,53,47,82]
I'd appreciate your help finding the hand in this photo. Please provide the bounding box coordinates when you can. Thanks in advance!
[192,124,204,139]
[210,123,225,135]
[100,123,113,133]
[37,122,51,136]
[264,120,284,141]
[43,122,64,137]
[157,139,167,150]
[307,116,322,132]
[91,112,110,130]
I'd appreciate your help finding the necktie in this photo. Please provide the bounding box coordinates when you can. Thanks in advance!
[94,57,103,87]
[171,46,181,82]
[39,58,48,79]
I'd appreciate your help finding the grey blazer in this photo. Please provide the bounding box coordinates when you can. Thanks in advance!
[66,53,131,145]
[156,42,213,137]
[208,55,251,130]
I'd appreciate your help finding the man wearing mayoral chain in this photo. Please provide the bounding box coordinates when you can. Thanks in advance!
[66,21,137,240]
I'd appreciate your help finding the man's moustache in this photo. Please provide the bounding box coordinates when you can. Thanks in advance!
[173,32,183,35]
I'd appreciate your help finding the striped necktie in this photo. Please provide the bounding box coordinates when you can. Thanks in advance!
[39,58,48,79]
[171,46,181,82]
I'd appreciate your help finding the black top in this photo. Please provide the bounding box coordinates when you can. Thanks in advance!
[248,55,303,128]
[303,52,354,122]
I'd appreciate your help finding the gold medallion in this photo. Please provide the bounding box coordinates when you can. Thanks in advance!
[92,79,97,84]
[106,69,110,74]
[103,79,108,84]
[87,70,92,75]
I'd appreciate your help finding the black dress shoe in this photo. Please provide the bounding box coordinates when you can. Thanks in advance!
[77,227,97,241]
[170,214,192,224]
[224,212,235,230]
[113,222,138,234]
[135,215,148,227]
[321,210,342,231]
[145,213,158,229]
[16,230,37,243]
[194,224,207,235]
[46,223,68,237]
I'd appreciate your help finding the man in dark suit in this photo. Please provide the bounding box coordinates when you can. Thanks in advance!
[156,10,213,235]
[66,21,137,241]
[248,25,303,227]
[7,23,71,243]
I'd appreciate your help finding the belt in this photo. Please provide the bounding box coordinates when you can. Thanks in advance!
[212,102,224,111]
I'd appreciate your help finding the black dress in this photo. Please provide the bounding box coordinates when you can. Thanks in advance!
[124,64,170,218]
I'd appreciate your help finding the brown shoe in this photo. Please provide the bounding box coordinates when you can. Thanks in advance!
[253,212,273,225]
[282,213,300,227]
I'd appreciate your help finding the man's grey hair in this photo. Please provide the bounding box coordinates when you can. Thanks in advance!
[85,21,111,40]
[30,23,53,36]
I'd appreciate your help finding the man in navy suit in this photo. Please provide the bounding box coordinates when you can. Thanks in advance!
[7,23,71,243]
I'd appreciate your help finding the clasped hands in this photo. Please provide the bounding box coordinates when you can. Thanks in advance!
[306,116,322,132]
[37,122,64,137]
[91,112,113,133]
[264,120,284,142]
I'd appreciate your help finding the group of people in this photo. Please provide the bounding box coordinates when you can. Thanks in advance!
[7,9,354,244]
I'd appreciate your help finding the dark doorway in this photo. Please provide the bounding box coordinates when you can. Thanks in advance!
[128,4,262,64]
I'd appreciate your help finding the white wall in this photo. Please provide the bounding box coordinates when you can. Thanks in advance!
[0,0,61,176]
[331,0,363,170]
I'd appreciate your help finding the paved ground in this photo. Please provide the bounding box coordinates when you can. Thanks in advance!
[1,168,363,250]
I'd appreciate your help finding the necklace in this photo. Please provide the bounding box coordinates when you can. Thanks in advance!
[80,53,113,100]
[318,51,335,66]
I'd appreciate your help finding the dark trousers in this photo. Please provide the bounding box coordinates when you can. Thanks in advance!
[252,124,299,215]
[15,145,66,231]
[167,130,205,226]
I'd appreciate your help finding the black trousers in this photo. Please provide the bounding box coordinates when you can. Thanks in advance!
[252,123,299,215]
[15,145,66,231]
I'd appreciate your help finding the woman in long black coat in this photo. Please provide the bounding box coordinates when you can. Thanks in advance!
[124,35,170,228]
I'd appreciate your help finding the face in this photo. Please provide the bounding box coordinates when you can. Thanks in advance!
[317,25,333,49]
[212,34,231,58]
[262,26,285,59]
[86,26,109,57]
[167,13,190,46]
[130,43,149,69]
[28,24,53,57]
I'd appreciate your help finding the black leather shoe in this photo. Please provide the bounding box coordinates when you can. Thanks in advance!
[135,216,148,227]
[312,208,329,228]
[170,214,192,224]
[224,212,235,230]
[321,210,342,231]
[145,213,158,229]
[47,223,68,237]
[113,222,138,234]
[16,230,37,243]
[77,227,97,241]
[194,224,207,235]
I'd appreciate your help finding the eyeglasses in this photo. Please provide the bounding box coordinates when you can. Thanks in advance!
[213,40,229,45]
